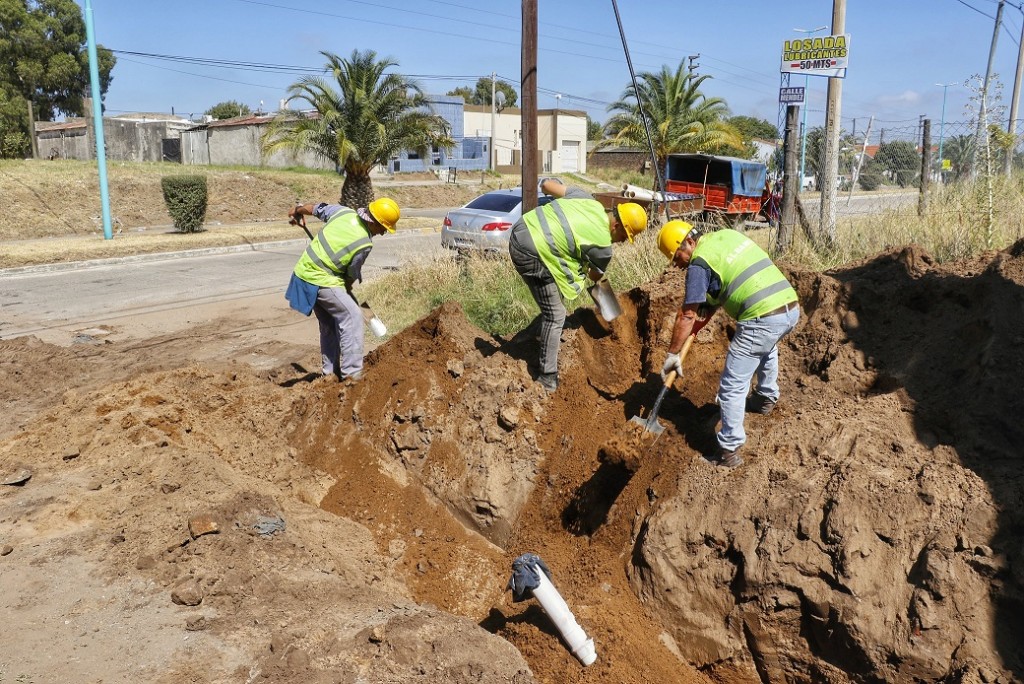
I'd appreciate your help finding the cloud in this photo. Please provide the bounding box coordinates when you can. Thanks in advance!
[876,90,922,106]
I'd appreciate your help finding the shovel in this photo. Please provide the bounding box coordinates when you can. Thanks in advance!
[588,278,622,322]
[629,333,696,436]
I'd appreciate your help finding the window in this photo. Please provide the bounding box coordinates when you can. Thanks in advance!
[466,193,523,212]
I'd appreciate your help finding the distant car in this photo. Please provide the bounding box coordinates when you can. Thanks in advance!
[441,188,553,251]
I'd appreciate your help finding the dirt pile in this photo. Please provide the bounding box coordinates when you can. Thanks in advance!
[2,239,1024,683]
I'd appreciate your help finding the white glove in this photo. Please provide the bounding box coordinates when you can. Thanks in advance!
[661,352,683,380]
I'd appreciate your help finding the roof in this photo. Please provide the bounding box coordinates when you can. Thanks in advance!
[36,119,86,132]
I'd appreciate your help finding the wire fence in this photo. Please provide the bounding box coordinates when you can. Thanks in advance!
[774,118,1024,264]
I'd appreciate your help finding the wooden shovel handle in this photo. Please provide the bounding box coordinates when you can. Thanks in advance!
[663,333,697,388]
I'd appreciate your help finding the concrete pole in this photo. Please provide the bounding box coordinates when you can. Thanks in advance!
[1005,11,1024,175]
[848,115,872,206]
[521,0,538,213]
[818,0,845,245]
[973,0,1004,179]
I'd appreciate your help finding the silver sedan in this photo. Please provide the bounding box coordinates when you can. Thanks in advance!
[440,188,552,251]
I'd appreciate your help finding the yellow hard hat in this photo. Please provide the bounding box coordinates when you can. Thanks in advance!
[368,197,400,233]
[615,202,648,242]
[657,220,694,259]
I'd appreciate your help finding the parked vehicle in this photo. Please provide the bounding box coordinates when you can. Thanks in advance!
[440,188,552,251]
[665,153,768,226]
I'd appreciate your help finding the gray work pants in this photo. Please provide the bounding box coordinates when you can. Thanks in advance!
[509,230,565,375]
[313,286,364,379]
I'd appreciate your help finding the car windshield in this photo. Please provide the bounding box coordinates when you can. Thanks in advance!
[465,194,522,213]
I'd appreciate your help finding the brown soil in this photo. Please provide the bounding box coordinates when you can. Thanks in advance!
[3,239,1024,683]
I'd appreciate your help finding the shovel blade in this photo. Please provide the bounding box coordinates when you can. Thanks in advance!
[629,413,665,436]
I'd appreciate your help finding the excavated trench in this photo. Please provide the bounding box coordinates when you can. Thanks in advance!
[291,240,1024,683]
[4,240,1022,683]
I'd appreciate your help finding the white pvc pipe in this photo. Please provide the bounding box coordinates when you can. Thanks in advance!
[530,565,597,666]
[368,317,387,338]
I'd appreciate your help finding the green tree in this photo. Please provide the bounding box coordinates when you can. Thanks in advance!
[602,63,742,172]
[0,0,116,158]
[446,78,517,111]
[942,134,974,180]
[205,100,251,120]
[875,140,920,187]
[857,157,884,190]
[585,114,602,141]
[262,49,454,208]
[445,86,474,103]
[727,115,779,140]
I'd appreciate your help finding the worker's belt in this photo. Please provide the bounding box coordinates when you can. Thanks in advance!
[762,301,798,317]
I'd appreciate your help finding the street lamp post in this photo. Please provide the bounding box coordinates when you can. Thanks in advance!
[935,82,956,180]
[794,25,829,190]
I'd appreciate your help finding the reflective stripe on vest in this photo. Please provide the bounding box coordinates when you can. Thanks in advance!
[522,198,611,300]
[691,229,797,321]
[293,208,373,288]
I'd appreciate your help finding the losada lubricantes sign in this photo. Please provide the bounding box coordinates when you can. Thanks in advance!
[781,34,850,78]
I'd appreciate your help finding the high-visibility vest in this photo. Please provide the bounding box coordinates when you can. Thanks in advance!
[521,198,611,299]
[691,229,797,321]
[292,208,372,288]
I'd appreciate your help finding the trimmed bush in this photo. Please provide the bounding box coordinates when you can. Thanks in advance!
[161,175,208,232]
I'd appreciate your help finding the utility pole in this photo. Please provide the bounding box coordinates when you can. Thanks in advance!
[84,0,113,241]
[521,0,538,213]
[687,54,700,76]
[919,119,931,216]
[848,115,872,206]
[490,72,497,172]
[973,0,1004,179]
[794,25,829,193]
[1006,6,1024,175]
[818,0,845,245]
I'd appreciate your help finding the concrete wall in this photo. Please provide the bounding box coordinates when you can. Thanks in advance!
[35,117,191,162]
[587,149,649,173]
[36,127,89,160]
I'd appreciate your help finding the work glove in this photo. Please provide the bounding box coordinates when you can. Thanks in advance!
[661,352,683,380]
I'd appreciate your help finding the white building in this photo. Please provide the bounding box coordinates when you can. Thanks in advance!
[463,105,587,174]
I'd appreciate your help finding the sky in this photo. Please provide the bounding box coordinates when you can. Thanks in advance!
[87,0,1024,147]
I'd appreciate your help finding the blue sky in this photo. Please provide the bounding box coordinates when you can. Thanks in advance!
[89,0,1024,144]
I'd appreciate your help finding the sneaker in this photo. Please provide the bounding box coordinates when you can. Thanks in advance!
[538,372,558,392]
[746,392,777,415]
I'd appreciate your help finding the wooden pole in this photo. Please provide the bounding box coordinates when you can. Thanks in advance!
[919,119,931,217]
[520,0,538,213]
[776,104,800,255]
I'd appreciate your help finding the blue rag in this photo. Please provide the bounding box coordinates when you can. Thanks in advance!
[285,273,319,316]
[507,552,552,602]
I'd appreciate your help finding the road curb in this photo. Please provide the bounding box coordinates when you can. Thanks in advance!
[0,227,442,277]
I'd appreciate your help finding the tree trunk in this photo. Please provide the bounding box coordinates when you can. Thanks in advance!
[340,172,374,208]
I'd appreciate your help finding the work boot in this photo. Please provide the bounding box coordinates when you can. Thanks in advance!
[746,392,777,415]
[538,372,558,392]
[719,448,744,468]
[702,447,743,468]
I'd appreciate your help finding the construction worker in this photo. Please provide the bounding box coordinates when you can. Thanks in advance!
[657,220,799,467]
[284,197,400,381]
[508,178,648,392]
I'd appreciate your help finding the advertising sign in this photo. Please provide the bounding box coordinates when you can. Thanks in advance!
[781,34,850,78]
[779,87,805,104]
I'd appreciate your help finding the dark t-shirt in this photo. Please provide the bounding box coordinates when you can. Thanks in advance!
[684,261,722,306]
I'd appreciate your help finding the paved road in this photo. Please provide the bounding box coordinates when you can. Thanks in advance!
[801,190,917,217]
[0,232,445,341]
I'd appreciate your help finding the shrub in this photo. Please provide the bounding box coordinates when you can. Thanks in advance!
[160,175,208,232]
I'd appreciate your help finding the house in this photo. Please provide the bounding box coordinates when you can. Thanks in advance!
[462,104,587,174]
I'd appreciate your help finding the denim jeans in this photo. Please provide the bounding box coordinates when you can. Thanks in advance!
[717,306,800,451]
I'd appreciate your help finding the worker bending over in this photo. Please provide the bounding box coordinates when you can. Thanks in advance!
[657,220,800,467]
[508,178,647,392]
[284,198,400,381]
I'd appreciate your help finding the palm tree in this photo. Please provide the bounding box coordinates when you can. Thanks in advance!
[943,134,975,180]
[261,50,454,207]
[602,63,743,173]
